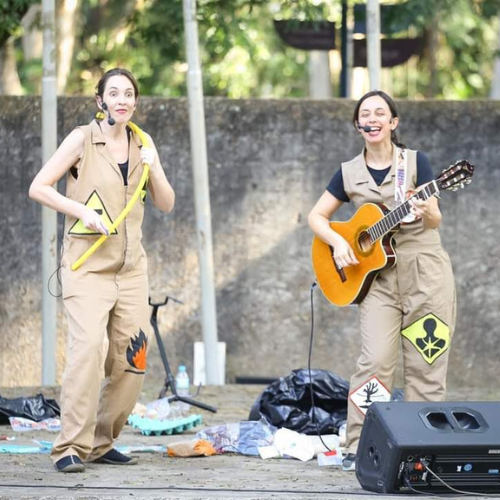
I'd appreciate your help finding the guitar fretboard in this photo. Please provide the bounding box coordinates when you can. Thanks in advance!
[367,180,439,242]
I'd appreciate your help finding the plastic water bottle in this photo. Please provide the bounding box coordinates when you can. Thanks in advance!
[175,365,190,413]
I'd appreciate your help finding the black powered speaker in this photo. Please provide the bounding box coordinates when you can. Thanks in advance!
[356,401,500,494]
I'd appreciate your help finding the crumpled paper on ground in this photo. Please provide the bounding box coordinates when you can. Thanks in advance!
[258,428,340,462]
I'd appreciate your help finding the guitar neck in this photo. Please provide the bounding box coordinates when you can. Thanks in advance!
[368,180,439,241]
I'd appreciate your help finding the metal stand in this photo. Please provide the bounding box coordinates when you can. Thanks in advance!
[149,295,217,413]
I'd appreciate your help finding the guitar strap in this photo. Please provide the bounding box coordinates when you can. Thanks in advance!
[395,147,416,223]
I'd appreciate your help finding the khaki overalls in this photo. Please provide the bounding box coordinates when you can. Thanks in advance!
[52,120,157,463]
[341,147,456,455]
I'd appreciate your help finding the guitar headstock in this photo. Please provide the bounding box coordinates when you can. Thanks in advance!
[437,160,474,192]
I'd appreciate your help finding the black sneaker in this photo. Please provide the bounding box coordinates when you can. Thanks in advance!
[92,448,138,465]
[342,453,356,472]
[54,455,85,473]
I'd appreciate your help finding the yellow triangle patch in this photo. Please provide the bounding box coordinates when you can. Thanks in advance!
[68,190,117,235]
[401,313,450,365]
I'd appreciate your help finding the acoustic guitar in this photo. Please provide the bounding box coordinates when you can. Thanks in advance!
[311,160,474,307]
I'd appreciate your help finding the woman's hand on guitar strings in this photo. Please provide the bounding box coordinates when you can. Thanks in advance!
[332,236,359,269]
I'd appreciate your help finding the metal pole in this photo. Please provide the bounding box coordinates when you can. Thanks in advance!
[41,0,58,385]
[366,0,381,90]
[340,0,348,97]
[182,0,221,385]
[308,51,331,99]
[492,10,500,99]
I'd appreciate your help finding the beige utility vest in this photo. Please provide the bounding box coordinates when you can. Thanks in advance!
[341,147,442,250]
[62,120,149,275]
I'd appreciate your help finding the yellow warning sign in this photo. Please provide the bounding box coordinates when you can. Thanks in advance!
[401,313,450,365]
[68,190,117,235]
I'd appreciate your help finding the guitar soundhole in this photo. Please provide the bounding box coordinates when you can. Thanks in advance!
[358,231,372,253]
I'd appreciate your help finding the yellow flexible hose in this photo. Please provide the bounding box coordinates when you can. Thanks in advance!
[71,121,150,271]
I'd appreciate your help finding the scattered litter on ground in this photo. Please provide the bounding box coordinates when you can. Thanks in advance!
[263,428,315,462]
[9,417,60,432]
[132,398,189,420]
[0,439,167,455]
[249,369,348,435]
[0,394,60,424]
[317,448,344,467]
[128,413,203,435]
[195,419,276,456]
[167,439,217,457]
[0,440,51,454]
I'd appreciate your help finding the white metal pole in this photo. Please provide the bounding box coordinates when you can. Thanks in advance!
[490,10,500,99]
[41,0,58,385]
[366,0,381,90]
[345,0,354,98]
[182,0,221,385]
[308,51,331,99]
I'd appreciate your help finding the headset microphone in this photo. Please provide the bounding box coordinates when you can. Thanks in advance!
[101,102,115,126]
[357,123,372,133]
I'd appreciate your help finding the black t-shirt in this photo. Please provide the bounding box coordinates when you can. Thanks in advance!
[118,126,133,185]
[326,151,434,202]
[118,160,129,185]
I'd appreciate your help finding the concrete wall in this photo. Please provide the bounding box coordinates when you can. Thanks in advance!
[0,96,498,390]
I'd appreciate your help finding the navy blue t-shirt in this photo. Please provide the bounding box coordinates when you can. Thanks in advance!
[326,151,434,202]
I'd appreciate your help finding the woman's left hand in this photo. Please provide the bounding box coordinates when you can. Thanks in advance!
[409,197,432,220]
[141,147,156,166]
[407,190,442,229]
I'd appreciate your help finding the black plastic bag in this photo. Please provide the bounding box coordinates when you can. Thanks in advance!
[0,394,60,424]
[248,369,349,435]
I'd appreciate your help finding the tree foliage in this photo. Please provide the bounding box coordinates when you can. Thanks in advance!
[0,0,39,47]
[3,0,500,99]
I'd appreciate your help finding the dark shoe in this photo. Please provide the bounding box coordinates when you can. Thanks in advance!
[342,453,356,472]
[54,455,85,473]
[93,448,138,465]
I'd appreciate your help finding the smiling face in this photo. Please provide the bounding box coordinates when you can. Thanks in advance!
[97,74,137,124]
[357,95,398,145]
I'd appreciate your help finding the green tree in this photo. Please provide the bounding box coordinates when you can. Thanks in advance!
[0,0,38,46]
[7,0,500,100]
[0,0,39,94]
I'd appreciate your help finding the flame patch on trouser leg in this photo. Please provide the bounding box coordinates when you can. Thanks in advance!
[401,313,450,365]
[126,329,148,374]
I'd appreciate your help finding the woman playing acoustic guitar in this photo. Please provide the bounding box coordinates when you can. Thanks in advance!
[308,90,456,472]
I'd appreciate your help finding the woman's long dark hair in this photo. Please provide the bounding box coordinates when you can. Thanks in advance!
[352,90,403,147]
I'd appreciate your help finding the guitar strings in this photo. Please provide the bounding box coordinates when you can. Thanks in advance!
[337,183,435,250]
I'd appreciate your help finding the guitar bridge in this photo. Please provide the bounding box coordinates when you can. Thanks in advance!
[329,245,347,283]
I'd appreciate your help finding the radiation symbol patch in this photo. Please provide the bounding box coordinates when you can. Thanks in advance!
[125,329,148,375]
[349,376,391,416]
[68,190,117,235]
[401,313,450,365]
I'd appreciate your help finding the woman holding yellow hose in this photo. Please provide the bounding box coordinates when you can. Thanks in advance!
[29,68,175,473]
